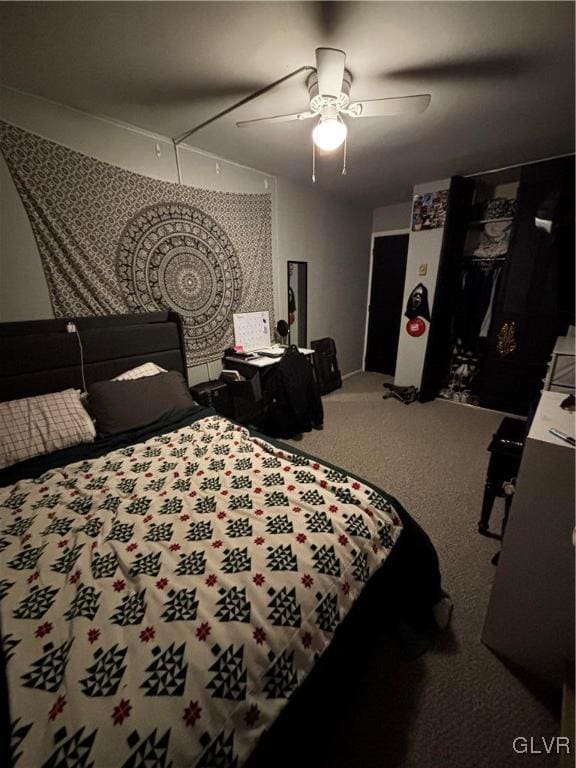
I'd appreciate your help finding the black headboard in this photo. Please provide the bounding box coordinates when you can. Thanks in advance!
[0,311,188,402]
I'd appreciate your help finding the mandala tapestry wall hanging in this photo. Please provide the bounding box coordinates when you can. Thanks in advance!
[0,121,273,366]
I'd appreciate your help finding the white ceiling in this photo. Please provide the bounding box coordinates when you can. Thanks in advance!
[0,1,574,206]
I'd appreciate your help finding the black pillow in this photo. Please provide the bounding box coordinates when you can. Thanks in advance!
[88,370,196,436]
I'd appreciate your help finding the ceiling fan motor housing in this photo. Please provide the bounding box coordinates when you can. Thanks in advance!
[307,70,352,114]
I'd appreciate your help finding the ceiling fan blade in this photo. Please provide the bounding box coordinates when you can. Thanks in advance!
[316,47,346,98]
[386,54,529,82]
[236,111,316,128]
[350,94,431,118]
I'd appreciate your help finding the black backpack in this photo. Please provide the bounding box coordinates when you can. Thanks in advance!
[311,338,342,395]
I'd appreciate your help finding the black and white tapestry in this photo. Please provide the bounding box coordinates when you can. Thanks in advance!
[0,121,273,366]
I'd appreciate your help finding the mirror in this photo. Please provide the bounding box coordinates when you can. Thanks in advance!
[287,261,308,348]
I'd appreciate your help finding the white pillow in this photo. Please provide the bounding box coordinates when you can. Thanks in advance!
[0,389,96,469]
[113,362,167,381]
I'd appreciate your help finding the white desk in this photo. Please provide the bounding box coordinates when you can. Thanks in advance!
[225,347,314,369]
[528,390,575,447]
[544,334,575,393]
[482,391,575,685]
[222,347,317,425]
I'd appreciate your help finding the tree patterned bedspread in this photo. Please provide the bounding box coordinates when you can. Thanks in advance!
[0,414,403,767]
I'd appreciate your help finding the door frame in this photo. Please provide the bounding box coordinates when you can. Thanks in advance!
[287,259,308,348]
[362,229,410,372]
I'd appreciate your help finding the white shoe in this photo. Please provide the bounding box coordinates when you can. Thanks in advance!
[433,595,453,630]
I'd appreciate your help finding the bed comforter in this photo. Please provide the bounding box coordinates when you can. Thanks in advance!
[0,414,404,767]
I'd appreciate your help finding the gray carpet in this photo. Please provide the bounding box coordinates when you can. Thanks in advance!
[284,372,560,768]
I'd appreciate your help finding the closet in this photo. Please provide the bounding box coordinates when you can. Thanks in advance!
[440,169,519,407]
[420,156,574,415]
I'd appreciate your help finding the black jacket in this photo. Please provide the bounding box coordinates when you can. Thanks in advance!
[258,346,324,438]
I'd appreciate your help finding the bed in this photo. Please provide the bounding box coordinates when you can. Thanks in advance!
[0,312,444,768]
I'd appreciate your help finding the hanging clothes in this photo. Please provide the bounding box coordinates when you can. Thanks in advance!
[454,261,503,350]
[479,266,503,338]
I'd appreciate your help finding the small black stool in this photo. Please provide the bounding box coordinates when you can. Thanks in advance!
[478,416,526,536]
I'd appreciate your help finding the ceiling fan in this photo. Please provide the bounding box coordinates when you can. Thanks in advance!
[173,47,431,181]
[236,48,431,159]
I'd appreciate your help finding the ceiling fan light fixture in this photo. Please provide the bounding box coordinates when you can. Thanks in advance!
[312,116,347,152]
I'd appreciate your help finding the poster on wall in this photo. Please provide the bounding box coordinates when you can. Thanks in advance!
[412,190,448,231]
[404,283,431,321]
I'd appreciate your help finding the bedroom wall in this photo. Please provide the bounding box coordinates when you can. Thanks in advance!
[372,201,412,233]
[0,87,372,382]
[276,178,372,376]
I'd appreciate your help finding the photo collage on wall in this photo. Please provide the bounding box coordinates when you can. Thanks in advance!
[412,190,448,231]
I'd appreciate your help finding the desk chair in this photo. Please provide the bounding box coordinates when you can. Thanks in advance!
[478,416,527,537]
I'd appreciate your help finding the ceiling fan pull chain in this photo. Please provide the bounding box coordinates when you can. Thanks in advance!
[312,139,316,183]
[342,132,348,176]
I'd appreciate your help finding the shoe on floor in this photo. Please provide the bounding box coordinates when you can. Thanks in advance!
[433,594,454,630]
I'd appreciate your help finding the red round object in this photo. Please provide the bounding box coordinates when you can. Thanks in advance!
[406,317,426,337]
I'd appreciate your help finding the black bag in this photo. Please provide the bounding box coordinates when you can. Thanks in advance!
[311,338,342,395]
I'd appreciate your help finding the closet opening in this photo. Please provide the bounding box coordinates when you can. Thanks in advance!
[423,156,574,416]
[439,170,519,408]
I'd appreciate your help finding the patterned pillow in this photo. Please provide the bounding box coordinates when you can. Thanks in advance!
[113,362,167,381]
[0,389,96,469]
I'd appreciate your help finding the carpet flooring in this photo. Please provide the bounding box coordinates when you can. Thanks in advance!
[280,372,561,768]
